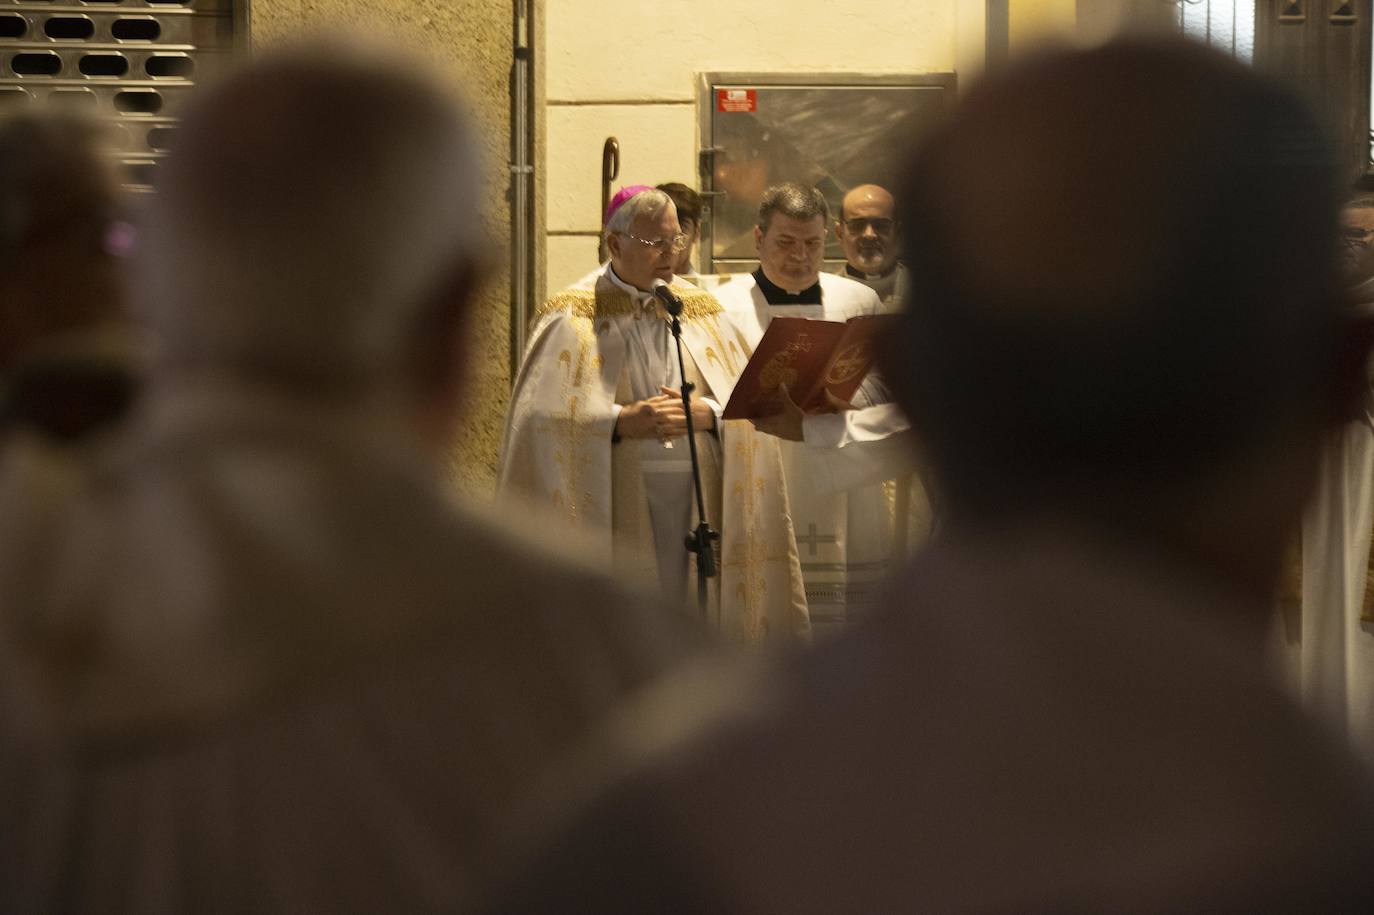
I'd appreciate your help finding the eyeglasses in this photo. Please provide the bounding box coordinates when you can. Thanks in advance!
[622,232,689,254]
[843,217,896,236]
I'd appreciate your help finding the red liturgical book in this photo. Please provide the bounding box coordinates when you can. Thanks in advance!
[722,314,895,420]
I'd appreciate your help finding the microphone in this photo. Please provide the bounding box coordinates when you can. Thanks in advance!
[652,278,684,318]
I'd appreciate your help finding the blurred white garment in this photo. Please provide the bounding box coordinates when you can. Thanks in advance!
[499,265,808,643]
[0,378,700,913]
[486,523,1374,914]
[1300,416,1374,771]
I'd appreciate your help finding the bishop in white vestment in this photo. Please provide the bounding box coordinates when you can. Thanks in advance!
[499,188,807,643]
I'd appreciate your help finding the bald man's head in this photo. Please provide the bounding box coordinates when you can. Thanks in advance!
[141,39,482,396]
[840,184,895,221]
[884,40,1351,526]
[836,184,898,276]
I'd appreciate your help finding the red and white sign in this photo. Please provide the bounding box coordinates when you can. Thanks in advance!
[716,88,757,113]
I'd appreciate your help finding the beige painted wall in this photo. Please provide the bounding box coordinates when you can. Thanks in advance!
[1010,0,1077,47]
[250,0,515,494]
[541,0,962,295]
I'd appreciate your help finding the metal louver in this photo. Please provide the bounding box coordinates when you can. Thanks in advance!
[0,0,244,189]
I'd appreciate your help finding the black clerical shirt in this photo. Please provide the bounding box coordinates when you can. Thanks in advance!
[753,268,822,305]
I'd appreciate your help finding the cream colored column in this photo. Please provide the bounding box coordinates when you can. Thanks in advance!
[249,0,515,494]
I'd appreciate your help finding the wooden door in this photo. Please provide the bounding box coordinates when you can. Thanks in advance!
[1256,0,1373,183]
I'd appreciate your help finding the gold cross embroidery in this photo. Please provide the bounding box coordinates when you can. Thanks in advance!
[545,394,594,525]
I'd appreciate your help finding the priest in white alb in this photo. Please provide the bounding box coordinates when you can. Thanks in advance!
[833,183,911,310]
[499,186,807,642]
[714,182,923,633]
[1295,193,1374,770]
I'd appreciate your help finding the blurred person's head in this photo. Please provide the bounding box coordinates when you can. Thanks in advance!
[755,182,828,292]
[656,182,702,275]
[836,184,898,276]
[0,109,127,375]
[0,109,138,440]
[883,40,1361,600]
[603,188,683,290]
[139,38,482,451]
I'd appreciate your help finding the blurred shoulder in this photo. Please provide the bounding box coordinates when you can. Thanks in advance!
[440,493,709,662]
[0,432,88,595]
[480,651,775,915]
[0,430,87,504]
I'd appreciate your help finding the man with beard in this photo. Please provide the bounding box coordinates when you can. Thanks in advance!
[833,183,909,309]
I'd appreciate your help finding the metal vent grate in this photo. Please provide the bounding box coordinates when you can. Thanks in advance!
[0,0,242,189]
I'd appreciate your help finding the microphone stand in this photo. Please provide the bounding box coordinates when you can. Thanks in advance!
[654,282,719,617]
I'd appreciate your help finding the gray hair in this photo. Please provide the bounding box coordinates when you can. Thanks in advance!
[757,182,829,232]
[139,38,481,386]
[604,188,672,240]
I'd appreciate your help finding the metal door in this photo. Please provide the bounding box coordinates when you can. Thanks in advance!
[698,72,955,274]
[0,0,245,189]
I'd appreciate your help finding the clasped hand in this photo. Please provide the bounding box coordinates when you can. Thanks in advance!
[615,386,716,441]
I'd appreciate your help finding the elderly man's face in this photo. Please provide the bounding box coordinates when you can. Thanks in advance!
[836,187,898,276]
[755,213,826,292]
[609,201,682,291]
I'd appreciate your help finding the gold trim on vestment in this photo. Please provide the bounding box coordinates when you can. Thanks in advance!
[538,286,724,320]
